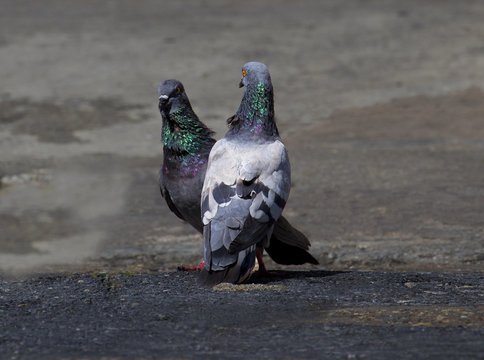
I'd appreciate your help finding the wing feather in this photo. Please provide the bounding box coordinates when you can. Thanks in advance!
[201,138,291,283]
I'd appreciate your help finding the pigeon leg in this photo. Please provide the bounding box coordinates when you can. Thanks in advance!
[255,247,278,278]
[178,259,205,271]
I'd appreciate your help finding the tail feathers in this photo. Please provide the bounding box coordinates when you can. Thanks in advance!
[265,237,319,265]
[272,216,311,250]
[268,216,318,265]
[199,246,256,287]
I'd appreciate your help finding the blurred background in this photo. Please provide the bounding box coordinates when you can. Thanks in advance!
[0,0,483,276]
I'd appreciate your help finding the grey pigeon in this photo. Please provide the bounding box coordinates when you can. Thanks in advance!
[158,78,318,273]
[200,62,301,285]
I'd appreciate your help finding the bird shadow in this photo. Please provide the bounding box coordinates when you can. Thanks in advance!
[247,269,347,284]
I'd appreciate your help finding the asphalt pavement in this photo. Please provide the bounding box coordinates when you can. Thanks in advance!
[1,271,483,359]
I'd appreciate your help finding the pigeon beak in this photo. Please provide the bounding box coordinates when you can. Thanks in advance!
[239,78,244,88]
[158,94,169,110]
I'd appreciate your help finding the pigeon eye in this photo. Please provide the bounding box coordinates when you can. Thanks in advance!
[242,70,246,77]
[176,87,181,94]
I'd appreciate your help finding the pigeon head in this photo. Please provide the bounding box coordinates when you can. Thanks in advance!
[228,62,278,138]
[238,62,272,90]
[157,79,215,157]
[158,79,188,114]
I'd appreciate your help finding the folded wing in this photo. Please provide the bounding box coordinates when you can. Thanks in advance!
[200,139,290,284]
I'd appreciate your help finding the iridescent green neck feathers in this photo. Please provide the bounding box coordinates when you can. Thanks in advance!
[161,105,214,156]
[228,81,278,138]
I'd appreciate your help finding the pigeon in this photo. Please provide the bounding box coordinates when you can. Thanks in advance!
[200,62,309,286]
[158,80,216,270]
[158,78,318,274]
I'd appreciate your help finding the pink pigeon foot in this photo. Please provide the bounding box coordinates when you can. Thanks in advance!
[255,247,279,278]
[177,259,205,271]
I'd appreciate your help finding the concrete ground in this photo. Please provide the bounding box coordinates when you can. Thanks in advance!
[0,0,483,358]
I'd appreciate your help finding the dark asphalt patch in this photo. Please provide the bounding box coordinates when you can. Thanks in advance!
[0,98,146,143]
[1,271,482,359]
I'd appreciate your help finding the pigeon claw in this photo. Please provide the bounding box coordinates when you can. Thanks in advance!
[177,259,205,272]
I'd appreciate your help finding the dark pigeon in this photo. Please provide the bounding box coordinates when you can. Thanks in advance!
[158,78,318,275]
[158,80,215,241]
[200,62,315,286]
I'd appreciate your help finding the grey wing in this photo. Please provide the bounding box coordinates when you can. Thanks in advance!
[201,181,242,270]
[201,139,291,271]
[200,184,259,285]
[227,168,290,253]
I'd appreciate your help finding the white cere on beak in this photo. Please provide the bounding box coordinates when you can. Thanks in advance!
[159,94,168,100]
